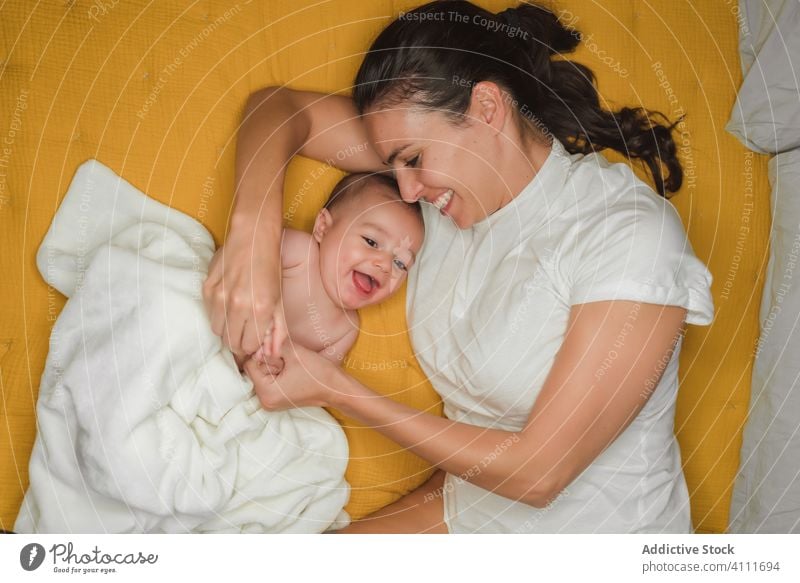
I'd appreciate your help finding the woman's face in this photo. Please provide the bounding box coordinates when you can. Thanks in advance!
[362,85,523,229]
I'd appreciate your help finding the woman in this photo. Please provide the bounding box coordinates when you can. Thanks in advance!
[203,0,713,533]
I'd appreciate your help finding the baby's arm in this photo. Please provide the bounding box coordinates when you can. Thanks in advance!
[280,228,311,270]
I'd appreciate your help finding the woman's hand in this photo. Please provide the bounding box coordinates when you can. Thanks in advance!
[203,226,287,358]
[243,342,342,411]
[205,86,383,357]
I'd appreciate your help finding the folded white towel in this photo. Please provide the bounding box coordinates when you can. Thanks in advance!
[14,160,350,533]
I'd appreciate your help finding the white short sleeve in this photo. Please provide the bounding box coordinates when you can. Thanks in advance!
[569,189,714,325]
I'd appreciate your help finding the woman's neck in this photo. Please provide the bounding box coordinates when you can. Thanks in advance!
[496,134,553,210]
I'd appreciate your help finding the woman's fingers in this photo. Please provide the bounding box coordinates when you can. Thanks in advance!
[208,296,227,339]
[202,239,284,360]
[270,311,288,357]
[240,317,264,356]
[203,251,226,337]
[241,293,280,355]
[252,345,266,364]
[223,313,247,357]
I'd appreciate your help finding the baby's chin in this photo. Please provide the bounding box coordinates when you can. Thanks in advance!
[340,296,380,311]
[335,292,385,312]
[323,289,366,311]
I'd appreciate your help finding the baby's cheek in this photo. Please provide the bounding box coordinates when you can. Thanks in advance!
[387,272,405,295]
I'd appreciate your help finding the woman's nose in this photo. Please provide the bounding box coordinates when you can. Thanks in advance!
[395,169,424,203]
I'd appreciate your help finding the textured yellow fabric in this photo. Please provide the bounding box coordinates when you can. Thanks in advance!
[0,1,769,532]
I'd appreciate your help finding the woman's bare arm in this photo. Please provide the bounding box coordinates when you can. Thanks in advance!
[250,301,686,507]
[235,87,385,219]
[203,87,384,357]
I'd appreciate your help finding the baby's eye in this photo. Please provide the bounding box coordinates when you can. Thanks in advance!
[393,258,408,272]
[404,155,420,168]
[362,237,378,248]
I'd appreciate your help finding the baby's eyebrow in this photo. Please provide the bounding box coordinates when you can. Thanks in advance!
[361,221,389,237]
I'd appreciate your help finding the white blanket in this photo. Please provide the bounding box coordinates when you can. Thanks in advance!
[14,160,350,533]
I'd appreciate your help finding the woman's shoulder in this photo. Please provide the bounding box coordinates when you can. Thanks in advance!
[564,191,690,271]
[562,151,684,240]
[551,151,702,279]
[555,153,713,324]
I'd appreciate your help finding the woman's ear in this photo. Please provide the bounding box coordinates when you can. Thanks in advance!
[470,81,506,133]
[312,208,334,243]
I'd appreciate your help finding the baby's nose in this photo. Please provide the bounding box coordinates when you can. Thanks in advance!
[373,253,391,272]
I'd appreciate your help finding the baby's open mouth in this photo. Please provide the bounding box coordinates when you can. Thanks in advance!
[352,271,378,296]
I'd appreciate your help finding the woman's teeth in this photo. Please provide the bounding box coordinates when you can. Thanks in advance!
[432,189,453,210]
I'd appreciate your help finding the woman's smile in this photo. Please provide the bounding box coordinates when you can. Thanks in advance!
[430,188,454,214]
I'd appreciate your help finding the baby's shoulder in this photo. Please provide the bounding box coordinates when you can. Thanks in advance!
[281,228,316,270]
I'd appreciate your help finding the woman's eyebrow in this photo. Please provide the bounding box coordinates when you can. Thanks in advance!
[384,143,412,166]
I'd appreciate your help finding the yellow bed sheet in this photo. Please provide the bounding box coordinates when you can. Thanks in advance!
[0,0,770,533]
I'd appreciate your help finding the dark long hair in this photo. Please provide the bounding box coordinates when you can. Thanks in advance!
[353,0,682,196]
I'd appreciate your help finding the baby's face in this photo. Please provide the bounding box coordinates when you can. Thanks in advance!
[314,189,424,310]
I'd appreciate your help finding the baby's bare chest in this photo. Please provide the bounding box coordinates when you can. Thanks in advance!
[281,265,353,352]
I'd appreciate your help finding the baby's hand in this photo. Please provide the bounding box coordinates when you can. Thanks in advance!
[253,345,267,364]
[253,315,288,362]
[256,353,285,376]
[252,343,274,364]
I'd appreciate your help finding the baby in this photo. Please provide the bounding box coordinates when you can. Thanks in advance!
[18,162,404,533]
[235,172,424,374]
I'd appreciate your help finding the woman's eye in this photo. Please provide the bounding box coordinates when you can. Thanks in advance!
[405,155,420,168]
[362,237,377,248]
[393,258,408,272]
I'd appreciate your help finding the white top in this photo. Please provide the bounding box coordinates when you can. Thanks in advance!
[406,139,714,533]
